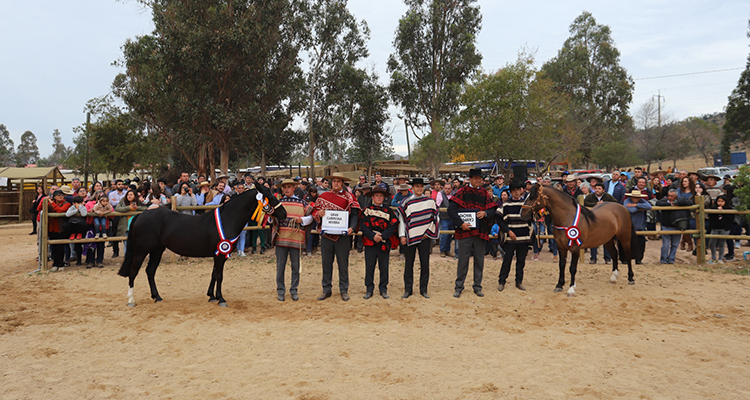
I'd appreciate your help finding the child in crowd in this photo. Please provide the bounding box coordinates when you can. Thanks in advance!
[65,195,88,240]
[93,195,113,238]
[708,195,733,264]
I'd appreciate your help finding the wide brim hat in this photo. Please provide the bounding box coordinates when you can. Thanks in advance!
[468,168,483,178]
[652,170,667,175]
[198,181,211,187]
[60,185,74,195]
[508,180,524,190]
[625,189,646,198]
[365,186,388,197]
[428,178,443,186]
[275,178,297,188]
[216,175,230,180]
[706,175,721,181]
[396,183,412,191]
[359,183,372,191]
[565,175,578,182]
[323,172,351,182]
[411,177,426,185]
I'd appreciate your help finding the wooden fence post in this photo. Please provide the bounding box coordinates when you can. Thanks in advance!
[18,179,24,222]
[696,195,706,265]
[40,197,49,272]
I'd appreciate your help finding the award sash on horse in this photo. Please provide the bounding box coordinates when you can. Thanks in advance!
[555,204,582,247]
[214,208,239,258]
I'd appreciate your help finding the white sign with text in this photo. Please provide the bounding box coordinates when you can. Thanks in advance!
[321,210,349,235]
[457,211,477,228]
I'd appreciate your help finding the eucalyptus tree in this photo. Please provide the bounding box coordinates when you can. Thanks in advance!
[387,0,482,176]
[15,131,39,166]
[724,18,750,161]
[0,124,14,166]
[541,11,634,161]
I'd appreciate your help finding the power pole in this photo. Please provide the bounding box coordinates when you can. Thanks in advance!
[84,112,90,188]
[653,90,664,127]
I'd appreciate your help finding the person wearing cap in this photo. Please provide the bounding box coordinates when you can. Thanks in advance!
[108,179,127,258]
[563,175,583,199]
[294,179,306,198]
[397,178,439,299]
[45,189,72,271]
[705,175,722,200]
[359,186,399,299]
[448,168,496,298]
[312,172,361,301]
[272,179,313,301]
[391,180,412,207]
[496,180,533,291]
[624,189,652,264]
[492,175,508,199]
[355,183,372,253]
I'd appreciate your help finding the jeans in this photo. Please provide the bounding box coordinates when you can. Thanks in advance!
[710,229,730,261]
[660,226,680,263]
[237,224,248,252]
[590,246,611,262]
[93,217,107,235]
[545,220,558,256]
[439,219,455,254]
[306,221,319,253]
[532,221,545,254]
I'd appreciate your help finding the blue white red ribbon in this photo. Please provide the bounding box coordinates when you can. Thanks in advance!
[555,204,582,247]
[214,208,239,258]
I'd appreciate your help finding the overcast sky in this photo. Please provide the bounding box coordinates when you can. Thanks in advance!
[1,0,748,159]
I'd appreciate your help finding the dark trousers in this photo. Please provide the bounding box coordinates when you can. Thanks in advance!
[49,231,67,267]
[403,239,431,294]
[455,236,486,292]
[85,242,105,265]
[499,242,529,285]
[635,236,647,262]
[276,246,301,295]
[321,236,350,294]
[364,247,389,294]
[110,217,120,253]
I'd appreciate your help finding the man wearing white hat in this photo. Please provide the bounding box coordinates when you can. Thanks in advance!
[624,189,652,264]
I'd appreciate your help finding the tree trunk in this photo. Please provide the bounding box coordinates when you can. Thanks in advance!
[260,150,267,177]
[219,140,229,178]
[197,142,208,178]
[208,143,216,182]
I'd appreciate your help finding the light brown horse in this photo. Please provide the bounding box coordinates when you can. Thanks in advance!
[521,183,637,296]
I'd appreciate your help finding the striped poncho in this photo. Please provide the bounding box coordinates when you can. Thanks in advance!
[397,195,438,246]
[497,197,531,244]
[275,196,312,248]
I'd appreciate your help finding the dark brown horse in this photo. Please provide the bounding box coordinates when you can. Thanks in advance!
[117,184,285,307]
[521,183,637,296]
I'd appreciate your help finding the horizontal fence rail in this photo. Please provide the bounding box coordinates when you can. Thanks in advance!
[34,195,750,271]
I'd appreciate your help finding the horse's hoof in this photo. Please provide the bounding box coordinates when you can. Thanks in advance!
[153,296,163,303]
[609,280,617,284]
[127,302,136,307]
[218,302,228,307]
[554,287,563,293]
[567,292,576,297]
[628,281,635,286]
[208,298,218,303]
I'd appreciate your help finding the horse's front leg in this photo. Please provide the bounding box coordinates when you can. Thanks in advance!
[127,252,149,307]
[555,246,568,292]
[568,249,580,297]
[605,240,619,284]
[209,256,228,307]
[207,276,218,303]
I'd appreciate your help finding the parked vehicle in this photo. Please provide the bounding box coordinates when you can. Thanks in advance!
[697,167,735,178]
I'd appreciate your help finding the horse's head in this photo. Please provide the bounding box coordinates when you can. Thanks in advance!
[257,184,287,220]
[521,183,547,221]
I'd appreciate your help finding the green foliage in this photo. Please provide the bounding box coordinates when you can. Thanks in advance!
[724,19,750,161]
[387,0,482,169]
[44,129,72,167]
[679,117,721,166]
[733,165,750,219]
[453,51,580,174]
[410,130,452,176]
[117,0,304,175]
[0,124,14,166]
[300,0,372,176]
[590,139,642,170]
[15,130,39,166]
[541,11,634,160]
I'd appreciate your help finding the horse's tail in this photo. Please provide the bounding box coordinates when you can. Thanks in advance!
[117,213,140,277]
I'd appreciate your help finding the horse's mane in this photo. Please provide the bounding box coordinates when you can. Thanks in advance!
[537,184,597,223]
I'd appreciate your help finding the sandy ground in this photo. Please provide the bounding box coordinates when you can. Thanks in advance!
[2,221,750,399]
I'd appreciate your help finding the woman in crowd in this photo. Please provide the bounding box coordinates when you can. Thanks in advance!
[651,177,664,200]
[29,184,46,235]
[172,182,197,215]
[76,187,90,203]
[677,176,696,252]
[88,181,103,199]
[115,189,149,240]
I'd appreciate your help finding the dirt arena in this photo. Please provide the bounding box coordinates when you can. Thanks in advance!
[2,222,750,399]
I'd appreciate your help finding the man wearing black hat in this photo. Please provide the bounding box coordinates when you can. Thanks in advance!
[448,168,496,298]
[359,186,399,299]
[397,178,439,298]
[496,180,533,291]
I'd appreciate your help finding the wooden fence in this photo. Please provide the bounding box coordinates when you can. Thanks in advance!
[35,195,750,271]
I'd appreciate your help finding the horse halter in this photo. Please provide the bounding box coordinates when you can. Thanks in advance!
[521,184,549,213]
